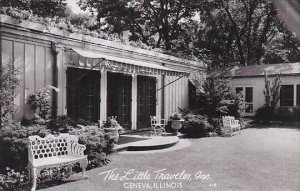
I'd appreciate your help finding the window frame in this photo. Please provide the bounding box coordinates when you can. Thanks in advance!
[280,85,294,107]
[235,86,254,114]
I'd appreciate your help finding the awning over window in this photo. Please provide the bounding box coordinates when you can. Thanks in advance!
[69,48,188,76]
[188,71,206,93]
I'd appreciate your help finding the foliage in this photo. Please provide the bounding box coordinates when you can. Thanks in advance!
[275,107,300,122]
[0,167,30,191]
[0,122,114,190]
[27,88,51,120]
[0,123,49,172]
[255,106,300,123]
[47,115,80,133]
[78,0,202,53]
[254,106,274,122]
[195,77,233,118]
[208,117,223,135]
[170,113,183,120]
[0,0,68,18]
[255,72,281,122]
[180,114,213,138]
[0,56,20,128]
[102,116,124,133]
[263,72,281,109]
[275,107,293,122]
[227,92,245,118]
[194,0,300,68]
[75,130,113,169]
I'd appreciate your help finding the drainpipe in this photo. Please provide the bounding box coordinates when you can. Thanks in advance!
[161,64,165,119]
[51,42,60,119]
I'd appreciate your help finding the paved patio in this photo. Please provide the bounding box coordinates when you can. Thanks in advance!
[40,127,300,191]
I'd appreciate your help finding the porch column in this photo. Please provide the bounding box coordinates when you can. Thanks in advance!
[51,42,61,119]
[100,69,107,123]
[131,75,137,130]
[294,84,297,106]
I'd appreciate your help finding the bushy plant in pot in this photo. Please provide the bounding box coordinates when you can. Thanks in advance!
[102,116,124,142]
[170,113,184,135]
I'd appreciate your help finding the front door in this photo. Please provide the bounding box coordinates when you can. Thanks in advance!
[66,68,100,122]
[107,72,132,129]
[137,76,156,129]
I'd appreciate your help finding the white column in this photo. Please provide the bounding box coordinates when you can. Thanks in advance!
[294,84,297,106]
[156,76,160,116]
[100,69,107,123]
[131,75,137,130]
[61,50,68,115]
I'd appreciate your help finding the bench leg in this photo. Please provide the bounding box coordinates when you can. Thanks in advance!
[80,159,88,179]
[31,167,37,191]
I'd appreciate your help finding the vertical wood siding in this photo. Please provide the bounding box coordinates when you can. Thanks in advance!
[1,38,53,121]
[162,76,189,120]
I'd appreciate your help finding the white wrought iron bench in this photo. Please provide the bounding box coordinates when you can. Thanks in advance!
[229,116,241,132]
[222,116,241,136]
[28,133,88,191]
[150,115,166,136]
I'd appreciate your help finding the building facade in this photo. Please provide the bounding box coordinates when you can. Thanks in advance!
[210,63,300,116]
[0,15,205,130]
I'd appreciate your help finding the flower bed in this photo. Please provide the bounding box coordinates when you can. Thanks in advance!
[0,119,114,190]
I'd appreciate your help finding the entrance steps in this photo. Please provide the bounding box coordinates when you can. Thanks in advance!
[115,135,179,152]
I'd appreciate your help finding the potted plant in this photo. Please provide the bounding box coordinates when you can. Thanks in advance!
[170,113,184,135]
[102,116,124,142]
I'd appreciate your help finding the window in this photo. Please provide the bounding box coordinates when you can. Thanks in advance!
[280,85,294,106]
[235,86,253,113]
[245,87,253,113]
[297,85,300,106]
[236,87,243,94]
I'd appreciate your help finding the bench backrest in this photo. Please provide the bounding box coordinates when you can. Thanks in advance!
[150,116,164,126]
[222,116,231,127]
[28,133,84,163]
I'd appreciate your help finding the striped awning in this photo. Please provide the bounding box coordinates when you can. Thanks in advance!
[69,48,188,76]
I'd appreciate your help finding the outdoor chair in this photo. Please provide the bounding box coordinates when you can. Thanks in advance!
[150,116,166,136]
[229,116,241,133]
[222,116,241,136]
[222,116,233,136]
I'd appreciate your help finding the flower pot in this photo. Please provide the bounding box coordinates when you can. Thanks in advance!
[103,128,120,142]
[171,119,184,135]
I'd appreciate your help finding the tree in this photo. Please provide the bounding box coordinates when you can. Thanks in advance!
[195,77,233,118]
[78,0,202,52]
[0,0,68,18]
[193,0,300,68]
[263,71,281,109]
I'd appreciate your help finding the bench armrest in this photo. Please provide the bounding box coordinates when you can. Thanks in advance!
[69,141,86,156]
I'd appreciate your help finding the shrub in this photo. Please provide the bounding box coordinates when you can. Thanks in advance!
[27,88,51,120]
[0,123,114,190]
[180,115,213,138]
[255,72,281,123]
[0,168,30,191]
[293,107,300,122]
[254,106,274,122]
[255,106,300,123]
[76,130,114,169]
[275,107,293,122]
[0,123,49,172]
[195,77,233,118]
[227,92,245,118]
[209,117,222,135]
[47,115,79,133]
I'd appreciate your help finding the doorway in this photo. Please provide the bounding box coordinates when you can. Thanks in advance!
[137,76,156,129]
[66,68,100,122]
[107,72,132,129]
